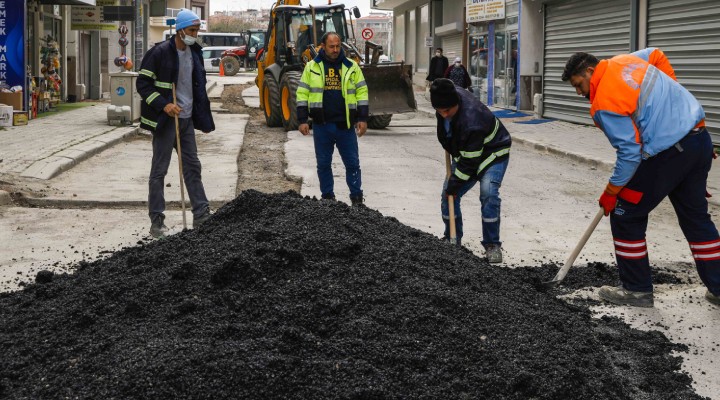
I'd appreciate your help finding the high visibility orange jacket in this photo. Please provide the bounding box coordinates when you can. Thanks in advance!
[589,48,705,186]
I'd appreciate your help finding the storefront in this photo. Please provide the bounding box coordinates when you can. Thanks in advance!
[467,0,520,109]
[21,0,98,115]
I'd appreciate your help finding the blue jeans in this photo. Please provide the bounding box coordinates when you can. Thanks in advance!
[441,158,509,246]
[312,122,362,199]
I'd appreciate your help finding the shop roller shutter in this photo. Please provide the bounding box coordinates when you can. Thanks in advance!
[543,0,631,124]
[442,33,464,61]
[648,0,720,143]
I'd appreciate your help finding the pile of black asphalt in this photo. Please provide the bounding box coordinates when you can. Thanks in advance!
[0,191,706,399]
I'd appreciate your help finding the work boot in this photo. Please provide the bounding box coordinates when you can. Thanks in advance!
[193,208,212,228]
[321,193,336,201]
[485,244,502,264]
[149,215,168,239]
[706,290,720,306]
[350,195,364,207]
[598,286,654,308]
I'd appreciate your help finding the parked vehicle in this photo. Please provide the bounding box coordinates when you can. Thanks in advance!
[202,46,235,73]
[220,30,266,76]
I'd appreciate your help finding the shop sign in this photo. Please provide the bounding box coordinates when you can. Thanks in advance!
[71,0,119,30]
[0,0,27,91]
[466,0,506,23]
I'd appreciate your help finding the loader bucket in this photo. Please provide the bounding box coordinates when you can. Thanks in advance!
[361,62,417,115]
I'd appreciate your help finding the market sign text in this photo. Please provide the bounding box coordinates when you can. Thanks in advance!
[466,0,506,23]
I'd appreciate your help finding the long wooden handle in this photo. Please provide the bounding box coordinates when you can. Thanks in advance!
[552,208,604,282]
[445,151,457,244]
[172,83,187,230]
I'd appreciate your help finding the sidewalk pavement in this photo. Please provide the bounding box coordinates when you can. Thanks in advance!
[0,104,138,180]
[0,74,249,185]
[414,89,720,207]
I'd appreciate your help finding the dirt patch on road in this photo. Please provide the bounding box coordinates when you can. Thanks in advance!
[221,84,301,195]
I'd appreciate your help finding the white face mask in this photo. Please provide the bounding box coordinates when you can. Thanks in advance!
[435,52,441,57]
[180,29,197,46]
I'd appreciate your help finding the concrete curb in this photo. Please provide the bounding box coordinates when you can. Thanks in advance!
[510,136,614,172]
[206,80,218,94]
[20,125,140,180]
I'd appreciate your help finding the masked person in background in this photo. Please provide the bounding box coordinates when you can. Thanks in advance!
[444,57,472,91]
[426,48,449,88]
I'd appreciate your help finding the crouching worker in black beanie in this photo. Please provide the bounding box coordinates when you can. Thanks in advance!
[430,78,512,263]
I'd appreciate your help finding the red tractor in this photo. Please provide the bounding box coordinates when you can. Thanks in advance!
[220,29,266,76]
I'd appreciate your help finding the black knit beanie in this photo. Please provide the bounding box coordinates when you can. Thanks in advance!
[430,78,460,109]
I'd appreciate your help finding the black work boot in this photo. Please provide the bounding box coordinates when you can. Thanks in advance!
[193,208,212,228]
[706,290,720,306]
[598,286,654,308]
[485,244,502,263]
[321,193,336,201]
[150,214,168,239]
[350,194,364,207]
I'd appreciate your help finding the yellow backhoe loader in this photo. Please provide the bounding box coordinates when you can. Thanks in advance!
[256,1,417,131]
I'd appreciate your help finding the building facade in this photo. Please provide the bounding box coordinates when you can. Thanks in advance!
[12,0,149,108]
[374,0,720,143]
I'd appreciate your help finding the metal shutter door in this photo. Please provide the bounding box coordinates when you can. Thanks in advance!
[543,0,631,124]
[647,0,720,143]
[442,34,464,62]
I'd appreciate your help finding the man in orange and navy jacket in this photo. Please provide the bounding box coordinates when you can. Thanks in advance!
[562,48,720,308]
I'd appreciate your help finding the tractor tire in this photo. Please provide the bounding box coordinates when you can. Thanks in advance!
[221,56,240,76]
[367,114,393,129]
[262,74,283,127]
[280,71,301,131]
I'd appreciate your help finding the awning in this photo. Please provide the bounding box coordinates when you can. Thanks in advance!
[38,0,97,5]
[371,0,405,11]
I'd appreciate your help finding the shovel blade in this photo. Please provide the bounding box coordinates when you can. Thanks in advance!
[541,278,562,288]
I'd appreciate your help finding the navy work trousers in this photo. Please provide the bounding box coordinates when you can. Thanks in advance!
[148,118,209,221]
[610,129,720,296]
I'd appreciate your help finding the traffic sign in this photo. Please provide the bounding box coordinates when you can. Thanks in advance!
[361,28,374,41]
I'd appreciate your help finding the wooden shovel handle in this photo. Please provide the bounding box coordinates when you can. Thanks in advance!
[172,83,187,230]
[445,151,457,243]
[551,207,605,282]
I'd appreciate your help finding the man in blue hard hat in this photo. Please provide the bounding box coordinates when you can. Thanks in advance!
[136,9,215,238]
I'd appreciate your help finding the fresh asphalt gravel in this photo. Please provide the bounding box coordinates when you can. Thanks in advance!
[0,191,706,399]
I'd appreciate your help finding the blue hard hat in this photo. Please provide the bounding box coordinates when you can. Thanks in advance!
[176,9,201,30]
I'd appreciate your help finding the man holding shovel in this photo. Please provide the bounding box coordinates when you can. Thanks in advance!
[562,48,720,307]
[136,9,215,238]
[430,78,511,263]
